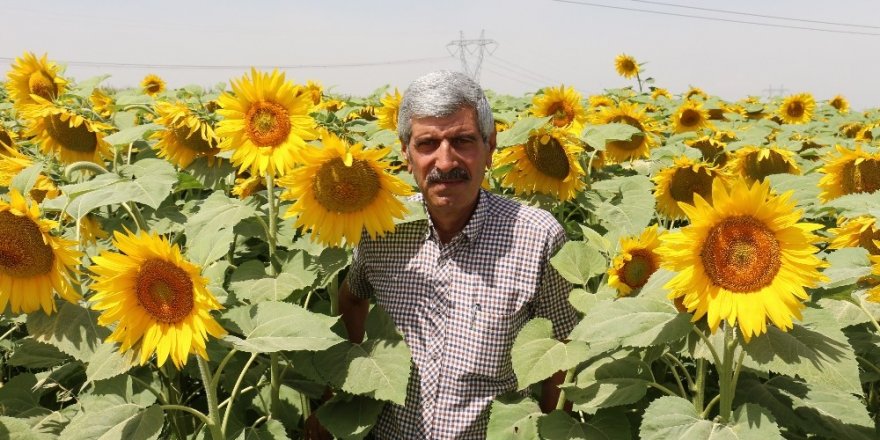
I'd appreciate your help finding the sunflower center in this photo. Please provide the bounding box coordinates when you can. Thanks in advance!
[313,157,381,213]
[743,150,792,181]
[28,70,58,100]
[679,109,702,128]
[607,116,646,151]
[172,126,215,153]
[547,103,574,128]
[0,131,12,148]
[246,101,291,147]
[524,135,571,179]
[786,101,805,118]
[145,81,163,94]
[857,228,880,255]
[45,114,98,153]
[0,211,54,278]
[621,250,657,289]
[136,258,194,324]
[840,158,880,196]
[669,167,715,205]
[621,60,636,72]
[701,215,781,293]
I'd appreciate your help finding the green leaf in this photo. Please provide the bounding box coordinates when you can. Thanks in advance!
[234,419,288,440]
[364,304,404,341]
[568,288,597,314]
[10,163,42,196]
[315,338,412,404]
[511,318,590,389]
[91,374,158,408]
[85,341,136,383]
[71,75,111,98]
[593,175,655,240]
[565,355,651,412]
[821,193,880,221]
[60,159,176,219]
[817,298,873,328]
[640,396,782,440]
[581,123,642,151]
[568,294,691,348]
[59,404,162,440]
[253,384,305,432]
[0,374,43,416]
[740,307,861,394]
[485,396,543,439]
[496,116,552,148]
[550,241,607,285]
[27,302,110,362]
[235,272,314,303]
[538,409,631,440]
[224,301,344,353]
[767,173,821,212]
[102,124,161,146]
[315,394,384,440]
[185,191,257,266]
[0,416,56,440]
[819,248,873,289]
[7,338,70,368]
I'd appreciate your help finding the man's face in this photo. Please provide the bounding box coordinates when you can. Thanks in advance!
[403,106,496,214]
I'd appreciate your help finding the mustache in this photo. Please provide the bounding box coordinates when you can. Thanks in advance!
[426,167,471,184]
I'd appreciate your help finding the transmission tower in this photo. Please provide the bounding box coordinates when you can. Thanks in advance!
[763,85,789,99]
[446,30,498,82]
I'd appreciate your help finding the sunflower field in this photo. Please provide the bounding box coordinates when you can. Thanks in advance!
[0,51,879,439]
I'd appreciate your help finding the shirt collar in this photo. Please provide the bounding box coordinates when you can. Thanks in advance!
[421,189,491,247]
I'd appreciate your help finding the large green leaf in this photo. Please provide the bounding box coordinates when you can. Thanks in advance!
[538,409,631,440]
[10,163,42,196]
[767,173,821,213]
[581,123,642,151]
[496,116,552,148]
[27,302,110,362]
[85,341,136,383]
[7,338,70,369]
[511,318,590,389]
[59,404,162,440]
[223,301,344,353]
[550,241,607,286]
[485,396,542,440]
[0,416,56,440]
[568,294,691,349]
[229,257,316,303]
[60,158,176,219]
[593,175,655,240]
[819,248,873,289]
[233,419,288,440]
[315,338,411,405]
[0,374,44,416]
[740,307,861,394]
[101,123,161,146]
[70,75,110,99]
[640,396,782,440]
[315,394,384,440]
[564,355,651,412]
[185,191,257,266]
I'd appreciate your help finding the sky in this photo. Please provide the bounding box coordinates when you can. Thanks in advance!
[2,0,880,109]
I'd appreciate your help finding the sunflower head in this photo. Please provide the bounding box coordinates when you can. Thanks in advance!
[672,100,712,134]
[778,93,816,124]
[870,253,880,303]
[216,68,318,177]
[296,80,323,106]
[608,225,664,296]
[277,132,413,247]
[588,94,615,112]
[152,101,220,168]
[818,144,880,202]
[685,87,708,101]
[0,127,18,153]
[89,230,226,368]
[829,95,849,113]
[5,52,67,110]
[494,126,585,201]
[614,54,640,79]
[90,88,115,118]
[593,101,657,163]
[141,74,166,97]
[21,99,114,165]
[727,145,800,183]
[685,135,728,166]
[653,156,727,220]
[0,190,81,315]
[232,174,265,199]
[656,178,827,341]
[0,147,60,202]
[829,216,880,255]
[376,88,402,132]
[651,88,671,100]
[531,85,587,133]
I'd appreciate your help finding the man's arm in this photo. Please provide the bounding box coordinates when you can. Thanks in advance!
[338,278,369,344]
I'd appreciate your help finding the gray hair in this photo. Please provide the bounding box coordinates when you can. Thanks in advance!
[397,71,494,146]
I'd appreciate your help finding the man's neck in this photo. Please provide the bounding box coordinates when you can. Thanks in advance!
[427,194,480,244]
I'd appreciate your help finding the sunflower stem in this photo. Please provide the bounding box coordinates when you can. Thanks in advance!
[63,161,109,178]
[694,358,707,413]
[210,348,238,391]
[269,353,282,422]
[857,300,880,333]
[222,352,258,434]
[717,324,737,423]
[197,356,224,440]
[264,172,279,277]
[662,356,688,398]
[328,275,340,316]
[161,405,211,426]
[555,368,576,411]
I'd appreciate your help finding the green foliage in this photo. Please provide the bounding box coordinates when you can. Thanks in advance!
[511,318,590,389]
[640,396,782,440]
[223,301,344,353]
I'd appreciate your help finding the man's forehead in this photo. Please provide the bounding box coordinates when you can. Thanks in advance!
[410,107,479,134]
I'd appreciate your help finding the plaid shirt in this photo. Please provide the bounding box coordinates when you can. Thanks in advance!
[348,189,578,439]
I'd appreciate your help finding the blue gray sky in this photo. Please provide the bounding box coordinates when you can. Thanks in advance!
[2,0,879,109]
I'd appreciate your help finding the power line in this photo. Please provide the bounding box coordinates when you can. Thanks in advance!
[481,65,546,90]
[0,56,452,71]
[446,31,498,82]
[551,0,880,36]
[488,56,563,86]
[631,0,880,30]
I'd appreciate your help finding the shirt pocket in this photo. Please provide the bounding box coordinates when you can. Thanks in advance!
[458,303,517,380]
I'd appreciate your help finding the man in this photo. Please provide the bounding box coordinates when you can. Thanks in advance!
[338,71,577,439]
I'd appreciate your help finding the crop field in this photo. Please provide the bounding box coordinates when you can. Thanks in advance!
[0,52,878,439]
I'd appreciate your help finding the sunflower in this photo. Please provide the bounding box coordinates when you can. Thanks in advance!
[651,88,671,100]
[0,127,17,153]
[376,88,402,132]
[588,94,615,112]
[685,87,708,101]
[89,230,226,368]
[685,135,728,166]
[494,126,585,201]
[531,85,587,134]
[297,80,323,107]
[839,122,864,139]
[856,124,876,142]
[592,101,658,163]
[0,146,60,202]
[608,225,664,296]
[232,174,264,199]
[21,98,113,164]
[656,178,827,341]
[77,214,109,246]
[345,105,376,121]
[90,88,115,118]
[277,132,412,247]
[216,68,317,177]
[0,190,81,315]
[5,52,67,110]
[777,93,815,124]
[829,216,880,255]
[318,98,346,113]
[818,144,880,202]
[829,95,849,114]
[141,74,166,97]
[727,146,800,183]
[672,100,712,134]
[151,101,220,168]
[614,54,639,79]
[653,156,727,219]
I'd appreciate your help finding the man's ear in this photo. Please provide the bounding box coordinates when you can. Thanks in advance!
[402,143,413,173]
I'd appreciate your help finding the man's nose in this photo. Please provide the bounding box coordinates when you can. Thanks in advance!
[435,140,459,171]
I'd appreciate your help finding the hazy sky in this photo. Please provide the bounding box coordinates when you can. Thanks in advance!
[3,0,879,109]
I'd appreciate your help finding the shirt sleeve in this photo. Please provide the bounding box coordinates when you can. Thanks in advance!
[347,243,374,299]
[531,222,578,340]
